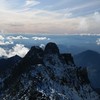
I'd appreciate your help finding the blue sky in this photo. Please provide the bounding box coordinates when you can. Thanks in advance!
[0,0,100,34]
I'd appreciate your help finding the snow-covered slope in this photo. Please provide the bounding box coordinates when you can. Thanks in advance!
[0,42,99,100]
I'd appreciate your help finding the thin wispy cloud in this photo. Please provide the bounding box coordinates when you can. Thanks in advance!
[0,0,100,34]
[7,35,29,40]
[24,0,40,7]
[32,36,50,40]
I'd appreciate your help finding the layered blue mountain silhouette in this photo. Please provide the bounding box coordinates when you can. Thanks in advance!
[74,50,100,91]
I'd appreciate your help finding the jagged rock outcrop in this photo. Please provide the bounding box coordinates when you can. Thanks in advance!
[3,46,44,89]
[76,67,90,85]
[24,46,44,65]
[44,42,60,54]
[0,55,21,71]
[61,53,75,65]
[0,42,99,100]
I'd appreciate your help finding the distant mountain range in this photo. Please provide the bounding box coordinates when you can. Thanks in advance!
[0,43,99,100]
[74,50,100,67]
[74,50,100,92]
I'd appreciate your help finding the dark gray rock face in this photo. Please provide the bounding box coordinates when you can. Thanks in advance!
[24,46,44,65]
[61,53,75,65]
[44,42,60,54]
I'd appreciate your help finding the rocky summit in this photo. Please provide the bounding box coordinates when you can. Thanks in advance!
[0,42,99,100]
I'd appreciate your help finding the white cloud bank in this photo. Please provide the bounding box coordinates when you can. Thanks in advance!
[32,37,50,40]
[7,35,29,40]
[0,35,4,40]
[0,35,14,45]
[0,44,29,58]
[96,38,100,45]
[0,35,30,45]
[0,48,7,58]
[0,40,13,45]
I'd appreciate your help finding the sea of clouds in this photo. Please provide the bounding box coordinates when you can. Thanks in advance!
[0,34,100,58]
[0,34,51,58]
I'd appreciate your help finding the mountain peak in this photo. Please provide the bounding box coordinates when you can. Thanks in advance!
[0,42,100,100]
[44,42,60,54]
[79,50,100,56]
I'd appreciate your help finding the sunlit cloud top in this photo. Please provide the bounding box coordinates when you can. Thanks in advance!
[0,0,100,34]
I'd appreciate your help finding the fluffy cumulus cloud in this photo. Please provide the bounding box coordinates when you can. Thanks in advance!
[8,44,29,57]
[0,48,7,57]
[0,35,30,45]
[96,38,100,45]
[32,37,50,40]
[0,35,14,45]
[0,35,4,40]
[0,44,29,58]
[0,40,13,45]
